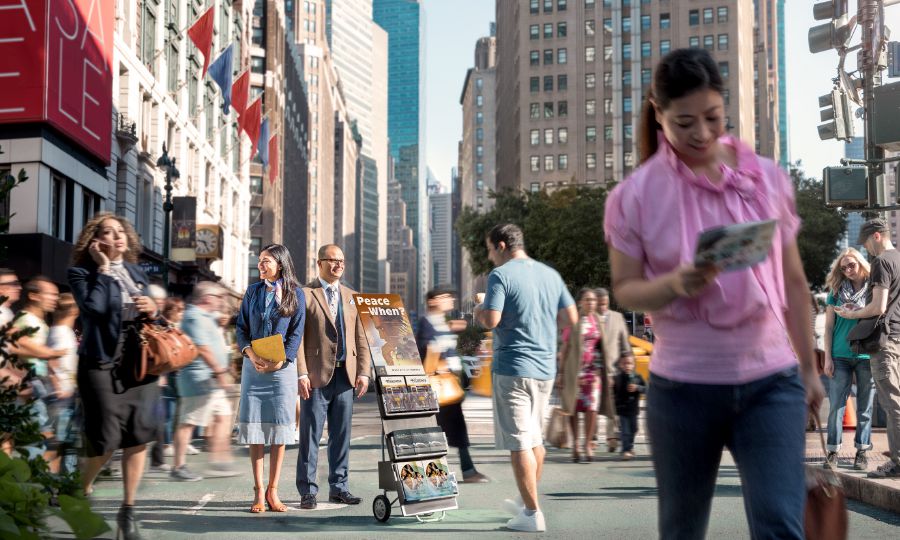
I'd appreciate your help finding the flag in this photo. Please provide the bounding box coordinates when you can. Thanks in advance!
[243,98,263,158]
[257,118,270,167]
[268,135,279,184]
[232,71,250,128]
[187,6,215,77]
[208,45,233,115]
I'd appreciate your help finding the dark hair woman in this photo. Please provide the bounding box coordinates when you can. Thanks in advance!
[235,244,305,513]
[68,212,161,540]
[604,49,824,539]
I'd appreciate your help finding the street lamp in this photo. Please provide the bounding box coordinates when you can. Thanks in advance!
[156,142,180,288]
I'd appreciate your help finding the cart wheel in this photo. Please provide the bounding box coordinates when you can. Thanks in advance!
[373,495,391,522]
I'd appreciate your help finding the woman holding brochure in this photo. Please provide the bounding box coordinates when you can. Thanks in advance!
[604,48,824,539]
[236,244,305,513]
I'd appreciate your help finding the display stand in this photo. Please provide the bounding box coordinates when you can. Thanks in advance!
[352,294,459,523]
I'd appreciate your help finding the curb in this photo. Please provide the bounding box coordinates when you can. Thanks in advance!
[805,464,900,513]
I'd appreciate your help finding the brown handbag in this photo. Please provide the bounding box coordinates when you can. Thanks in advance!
[804,416,848,540]
[423,346,465,406]
[133,322,198,381]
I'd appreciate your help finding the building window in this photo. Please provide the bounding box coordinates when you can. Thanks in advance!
[558,154,568,170]
[476,78,483,90]
[543,0,552,12]
[718,34,728,51]
[689,36,700,48]
[603,46,612,61]
[623,43,631,60]
[689,9,699,26]
[622,17,631,33]
[544,128,554,145]
[251,56,265,74]
[544,102,554,118]
[625,152,634,167]
[558,127,568,143]
[604,98,612,114]
[719,61,729,78]
[585,46,595,63]
[603,18,612,32]
[703,35,714,51]
[530,182,541,193]
[585,0,595,8]
[252,26,264,46]
[641,68,651,85]
[530,24,539,39]
[640,15,650,30]
[250,174,263,194]
[585,73,596,89]
[557,48,567,64]
[585,99,596,116]
[136,175,154,243]
[544,76,553,92]
[558,0,567,10]
[623,97,632,113]
[722,88,730,105]
[586,20,596,36]
[544,49,554,65]
[476,145,484,158]
[718,6,728,23]
[476,179,484,191]
[586,126,597,142]
[660,13,670,29]
[530,50,540,66]
[543,23,553,39]
[476,127,484,140]
[530,103,541,118]
[604,72,612,87]
[641,42,651,58]
[604,125,613,140]
[660,40,671,55]
[530,0,539,14]
[249,205,262,227]
[530,156,540,172]
[586,153,597,170]
[623,70,631,86]
[558,22,567,37]
[558,74,568,90]
[476,94,484,107]
[530,129,540,146]
[558,100,568,117]
[476,111,484,124]
[476,163,484,174]
[604,153,613,169]
[530,77,540,92]
[624,124,633,139]
[544,155,555,171]
[703,8,713,24]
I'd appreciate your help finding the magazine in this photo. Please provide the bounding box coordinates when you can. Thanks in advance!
[394,458,458,502]
[377,375,439,416]
[387,427,448,460]
[693,219,777,272]
[354,293,425,376]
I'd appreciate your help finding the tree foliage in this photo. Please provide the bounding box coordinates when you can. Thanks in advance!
[791,163,847,290]
[455,186,611,293]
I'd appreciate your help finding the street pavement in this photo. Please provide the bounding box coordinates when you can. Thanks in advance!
[49,392,900,539]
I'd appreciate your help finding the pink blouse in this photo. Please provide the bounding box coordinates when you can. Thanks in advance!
[604,135,800,384]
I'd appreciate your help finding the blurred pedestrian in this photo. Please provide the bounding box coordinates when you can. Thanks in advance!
[0,268,21,326]
[173,281,237,480]
[46,293,80,474]
[417,287,490,483]
[835,219,900,479]
[604,49,824,539]
[68,212,161,540]
[595,288,634,453]
[145,285,173,473]
[295,244,370,509]
[558,288,603,462]
[614,356,646,461]
[474,224,577,533]
[236,244,304,513]
[822,248,875,470]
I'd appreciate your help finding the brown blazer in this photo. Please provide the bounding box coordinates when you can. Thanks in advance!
[297,279,371,389]
[598,310,632,417]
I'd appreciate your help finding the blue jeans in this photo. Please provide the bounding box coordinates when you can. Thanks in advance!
[826,357,875,452]
[647,367,807,540]
[619,413,638,452]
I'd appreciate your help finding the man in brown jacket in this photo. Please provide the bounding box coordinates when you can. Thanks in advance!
[295,244,371,509]
[596,288,634,453]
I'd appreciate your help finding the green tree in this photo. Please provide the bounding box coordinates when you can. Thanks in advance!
[792,163,847,290]
[456,186,611,292]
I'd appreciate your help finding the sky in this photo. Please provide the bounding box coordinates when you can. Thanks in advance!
[424,0,900,189]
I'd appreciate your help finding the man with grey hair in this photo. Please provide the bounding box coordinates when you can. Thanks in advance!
[171,281,237,480]
[594,287,634,454]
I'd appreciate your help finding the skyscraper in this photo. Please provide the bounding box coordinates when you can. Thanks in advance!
[374,0,427,311]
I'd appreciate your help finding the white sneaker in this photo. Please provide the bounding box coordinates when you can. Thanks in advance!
[506,509,546,532]
[186,444,200,455]
[162,445,174,457]
[502,495,524,516]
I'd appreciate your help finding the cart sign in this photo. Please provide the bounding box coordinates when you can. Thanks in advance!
[0,0,115,164]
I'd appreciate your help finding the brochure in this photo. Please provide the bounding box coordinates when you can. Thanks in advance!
[394,458,458,502]
[693,219,777,272]
[387,427,448,459]
[354,293,425,376]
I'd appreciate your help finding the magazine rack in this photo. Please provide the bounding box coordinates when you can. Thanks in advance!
[352,293,459,523]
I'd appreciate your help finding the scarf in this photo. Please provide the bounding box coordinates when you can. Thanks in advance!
[837,279,868,309]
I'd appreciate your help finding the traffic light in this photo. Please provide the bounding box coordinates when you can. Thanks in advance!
[817,89,854,141]
[808,0,856,53]
[824,166,868,208]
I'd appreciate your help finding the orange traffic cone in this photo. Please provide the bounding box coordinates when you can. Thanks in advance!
[843,397,857,429]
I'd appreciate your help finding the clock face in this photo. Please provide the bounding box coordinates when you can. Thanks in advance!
[196,227,219,256]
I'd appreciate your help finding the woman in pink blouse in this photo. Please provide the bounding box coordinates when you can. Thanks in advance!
[604,49,824,539]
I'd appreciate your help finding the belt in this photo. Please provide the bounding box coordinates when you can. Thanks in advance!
[335,361,345,368]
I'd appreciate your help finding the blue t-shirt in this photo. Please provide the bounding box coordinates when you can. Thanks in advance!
[178,304,229,397]
[483,258,575,380]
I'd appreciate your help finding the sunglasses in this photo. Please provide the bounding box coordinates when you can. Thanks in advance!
[840,263,859,272]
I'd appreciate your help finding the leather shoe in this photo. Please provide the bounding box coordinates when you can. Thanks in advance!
[329,491,362,505]
[300,494,317,509]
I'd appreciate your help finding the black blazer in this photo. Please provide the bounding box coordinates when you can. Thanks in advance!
[68,262,149,366]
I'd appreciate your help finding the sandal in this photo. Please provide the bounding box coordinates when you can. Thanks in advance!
[266,486,288,512]
[250,486,266,513]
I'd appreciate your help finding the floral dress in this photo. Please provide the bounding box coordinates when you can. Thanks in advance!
[576,315,602,412]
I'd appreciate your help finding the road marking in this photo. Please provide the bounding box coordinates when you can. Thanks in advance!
[185,493,215,515]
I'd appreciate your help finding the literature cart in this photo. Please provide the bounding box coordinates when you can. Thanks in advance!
[352,294,459,523]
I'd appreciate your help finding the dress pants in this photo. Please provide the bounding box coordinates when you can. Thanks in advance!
[296,368,354,496]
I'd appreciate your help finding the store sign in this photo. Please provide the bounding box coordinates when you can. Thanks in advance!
[139,261,162,276]
[0,0,114,164]
[171,196,197,263]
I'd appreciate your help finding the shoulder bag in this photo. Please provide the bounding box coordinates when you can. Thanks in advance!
[804,416,848,540]
[133,322,198,381]
[846,316,888,356]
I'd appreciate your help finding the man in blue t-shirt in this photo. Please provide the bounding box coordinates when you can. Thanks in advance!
[474,223,577,533]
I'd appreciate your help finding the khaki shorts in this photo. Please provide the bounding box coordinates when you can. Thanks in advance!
[492,373,553,451]
[178,388,232,427]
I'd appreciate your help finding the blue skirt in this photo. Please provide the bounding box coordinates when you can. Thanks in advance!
[237,358,297,445]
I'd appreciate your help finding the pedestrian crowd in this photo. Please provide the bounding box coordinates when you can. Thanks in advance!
[2,46,899,540]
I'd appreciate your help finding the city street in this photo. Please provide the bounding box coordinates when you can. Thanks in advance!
[50,394,900,539]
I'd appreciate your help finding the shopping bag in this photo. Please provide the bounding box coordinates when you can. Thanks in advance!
[543,406,570,449]
[804,416,848,540]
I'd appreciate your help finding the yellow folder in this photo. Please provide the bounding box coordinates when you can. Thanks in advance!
[251,334,286,363]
